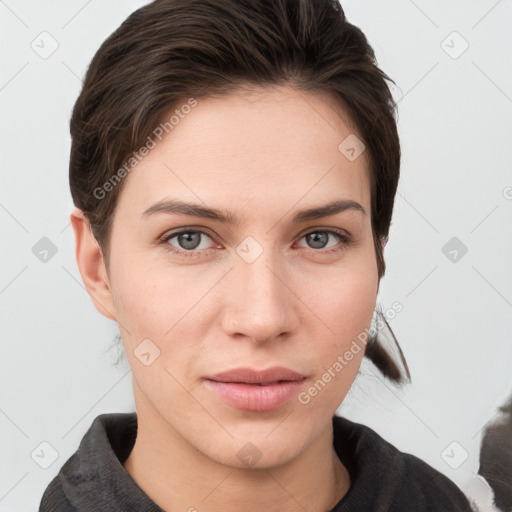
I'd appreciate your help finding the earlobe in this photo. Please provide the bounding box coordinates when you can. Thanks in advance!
[70,207,116,321]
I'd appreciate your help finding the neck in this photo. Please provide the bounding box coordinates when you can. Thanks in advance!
[123,401,351,512]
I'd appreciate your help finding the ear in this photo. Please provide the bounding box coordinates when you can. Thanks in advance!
[379,234,388,249]
[70,207,116,321]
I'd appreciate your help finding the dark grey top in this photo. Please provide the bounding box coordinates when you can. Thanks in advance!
[39,412,474,511]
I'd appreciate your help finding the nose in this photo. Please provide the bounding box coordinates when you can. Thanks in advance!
[220,246,299,344]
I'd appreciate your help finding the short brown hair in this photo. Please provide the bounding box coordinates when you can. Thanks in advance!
[69,0,410,383]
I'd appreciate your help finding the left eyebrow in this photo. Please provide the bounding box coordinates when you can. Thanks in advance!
[141,198,366,225]
[291,199,366,223]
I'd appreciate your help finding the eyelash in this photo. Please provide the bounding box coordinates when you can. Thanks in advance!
[158,227,353,258]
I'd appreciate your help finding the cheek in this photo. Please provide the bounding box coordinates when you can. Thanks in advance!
[111,269,196,407]
[109,261,212,386]
[303,264,377,383]
[332,283,376,336]
[308,262,377,334]
[110,256,182,332]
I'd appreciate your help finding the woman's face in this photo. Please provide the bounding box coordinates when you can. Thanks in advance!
[103,85,379,467]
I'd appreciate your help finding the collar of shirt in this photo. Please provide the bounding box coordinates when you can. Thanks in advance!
[39,412,474,511]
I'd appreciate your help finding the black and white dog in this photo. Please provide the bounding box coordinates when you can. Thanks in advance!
[467,393,512,512]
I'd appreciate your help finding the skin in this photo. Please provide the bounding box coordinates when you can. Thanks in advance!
[71,85,384,512]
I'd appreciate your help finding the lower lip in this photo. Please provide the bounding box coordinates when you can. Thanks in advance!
[204,379,305,412]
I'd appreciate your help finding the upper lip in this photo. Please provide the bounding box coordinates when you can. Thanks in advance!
[205,366,306,384]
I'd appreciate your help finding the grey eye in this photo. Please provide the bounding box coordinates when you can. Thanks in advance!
[305,232,330,249]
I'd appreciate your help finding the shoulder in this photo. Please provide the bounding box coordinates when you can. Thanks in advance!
[397,450,475,510]
[332,415,475,511]
[39,480,75,512]
[38,412,139,512]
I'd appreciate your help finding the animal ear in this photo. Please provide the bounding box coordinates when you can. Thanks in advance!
[478,393,512,512]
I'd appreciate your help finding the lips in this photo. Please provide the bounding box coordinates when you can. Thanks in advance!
[203,366,307,411]
[205,366,306,385]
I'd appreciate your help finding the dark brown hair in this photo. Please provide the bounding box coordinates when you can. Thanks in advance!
[69,0,410,383]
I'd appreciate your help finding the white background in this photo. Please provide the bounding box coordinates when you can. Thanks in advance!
[1,1,511,510]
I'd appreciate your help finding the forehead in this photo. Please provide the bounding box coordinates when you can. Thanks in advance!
[116,85,371,221]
